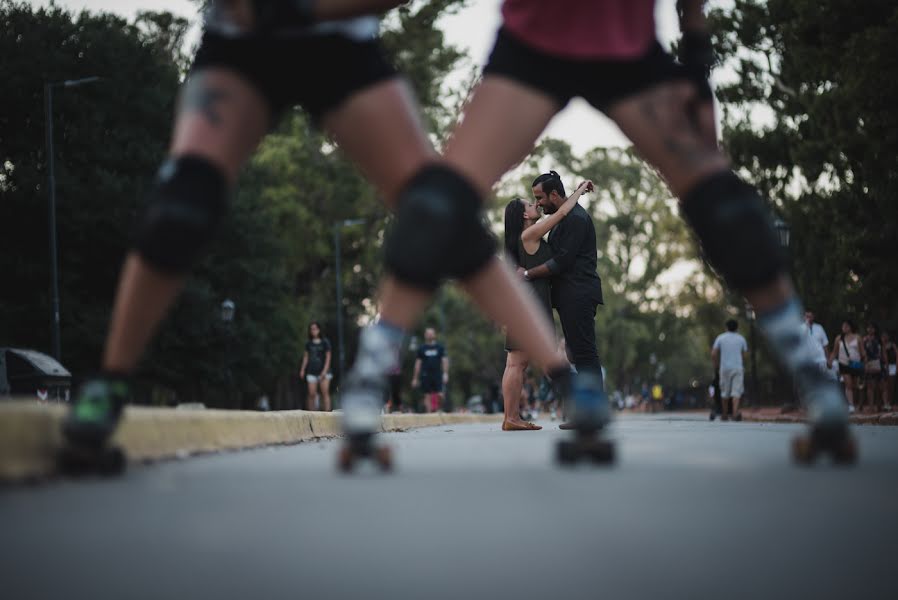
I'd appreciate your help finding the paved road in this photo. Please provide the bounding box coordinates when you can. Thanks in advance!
[3,414,897,600]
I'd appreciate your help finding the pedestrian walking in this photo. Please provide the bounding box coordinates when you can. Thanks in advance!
[830,320,865,413]
[712,319,748,421]
[804,310,829,372]
[411,328,448,413]
[300,322,333,411]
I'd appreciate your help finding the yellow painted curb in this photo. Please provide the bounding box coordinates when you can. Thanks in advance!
[0,400,502,482]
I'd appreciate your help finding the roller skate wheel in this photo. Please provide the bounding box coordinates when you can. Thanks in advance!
[831,435,858,465]
[375,445,393,472]
[57,445,126,476]
[791,435,816,465]
[338,445,356,473]
[587,440,615,465]
[98,447,126,476]
[556,439,579,465]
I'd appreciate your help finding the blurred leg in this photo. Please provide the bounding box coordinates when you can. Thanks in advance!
[103,69,270,372]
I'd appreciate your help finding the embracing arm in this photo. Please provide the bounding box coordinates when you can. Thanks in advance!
[521,216,589,281]
[521,180,593,244]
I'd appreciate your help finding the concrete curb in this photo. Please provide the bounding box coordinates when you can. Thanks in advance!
[0,400,502,482]
[742,411,898,426]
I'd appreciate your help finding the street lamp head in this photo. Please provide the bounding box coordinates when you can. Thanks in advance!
[221,299,236,323]
[337,218,365,229]
[64,76,103,87]
[773,217,791,249]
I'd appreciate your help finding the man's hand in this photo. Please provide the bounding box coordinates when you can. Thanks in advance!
[577,180,594,193]
[516,266,527,279]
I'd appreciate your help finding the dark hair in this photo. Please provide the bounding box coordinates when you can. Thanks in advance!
[504,198,525,267]
[726,319,738,332]
[843,319,856,333]
[308,321,322,340]
[532,170,566,199]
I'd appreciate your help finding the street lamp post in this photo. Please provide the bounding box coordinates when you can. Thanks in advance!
[333,219,365,388]
[221,299,236,408]
[745,301,759,407]
[773,216,794,411]
[44,76,102,361]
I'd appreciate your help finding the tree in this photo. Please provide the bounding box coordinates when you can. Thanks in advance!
[710,0,898,332]
[0,1,182,373]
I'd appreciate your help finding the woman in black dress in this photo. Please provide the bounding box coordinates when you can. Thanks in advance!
[500,179,593,430]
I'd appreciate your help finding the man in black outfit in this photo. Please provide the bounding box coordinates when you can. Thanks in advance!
[521,171,605,399]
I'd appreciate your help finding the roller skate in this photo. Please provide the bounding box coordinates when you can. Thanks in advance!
[58,376,128,476]
[556,371,615,466]
[338,373,393,473]
[791,366,856,466]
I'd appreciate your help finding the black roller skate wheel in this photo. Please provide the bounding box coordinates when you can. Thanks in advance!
[587,440,615,465]
[831,434,858,465]
[338,445,356,473]
[791,435,816,466]
[97,447,126,476]
[375,445,393,472]
[556,439,580,465]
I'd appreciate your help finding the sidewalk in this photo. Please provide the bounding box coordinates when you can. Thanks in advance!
[742,407,898,426]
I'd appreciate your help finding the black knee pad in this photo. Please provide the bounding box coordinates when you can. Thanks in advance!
[134,156,228,274]
[681,171,786,291]
[384,165,496,289]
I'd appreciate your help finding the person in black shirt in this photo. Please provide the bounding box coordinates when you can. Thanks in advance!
[524,172,604,376]
[300,321,333,411]
[501,181,592,430]
[412,328,448,413]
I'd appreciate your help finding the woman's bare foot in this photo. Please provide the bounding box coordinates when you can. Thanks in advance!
[502,419,542,431]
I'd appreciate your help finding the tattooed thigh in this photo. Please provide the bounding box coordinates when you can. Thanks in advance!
[178,73,233,127]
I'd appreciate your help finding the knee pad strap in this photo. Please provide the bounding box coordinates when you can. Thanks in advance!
[134,155,228,274]
[681,171,786,291]
[384,165,496,289]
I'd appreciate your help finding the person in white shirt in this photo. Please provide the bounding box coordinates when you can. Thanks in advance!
[805,310,830,371]
[712,319,749,421]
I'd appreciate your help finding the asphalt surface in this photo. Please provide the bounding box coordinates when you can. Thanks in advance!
[3,414,897,600]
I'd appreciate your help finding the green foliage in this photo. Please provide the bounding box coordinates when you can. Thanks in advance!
[0,0,181,374]
[710,0,898,332]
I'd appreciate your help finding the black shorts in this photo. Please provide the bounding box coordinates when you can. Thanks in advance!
[483,27,690,113]
[191,31,397,121]
[419,377,443,394]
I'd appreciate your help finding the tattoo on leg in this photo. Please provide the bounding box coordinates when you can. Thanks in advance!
[181,79,230,126]
[638,93,715,171]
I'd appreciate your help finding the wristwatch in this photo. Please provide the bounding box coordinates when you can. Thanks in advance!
[524,269,530,280]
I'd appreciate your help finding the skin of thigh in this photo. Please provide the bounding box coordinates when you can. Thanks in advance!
[170,68,271,182]
[443,76,561,197]
[321,78,436,208]
[606,80,729,198]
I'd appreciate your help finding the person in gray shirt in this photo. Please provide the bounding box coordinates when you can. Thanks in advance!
[712,319,748,421]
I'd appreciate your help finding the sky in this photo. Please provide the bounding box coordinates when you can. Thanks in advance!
[31,0,692,154]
